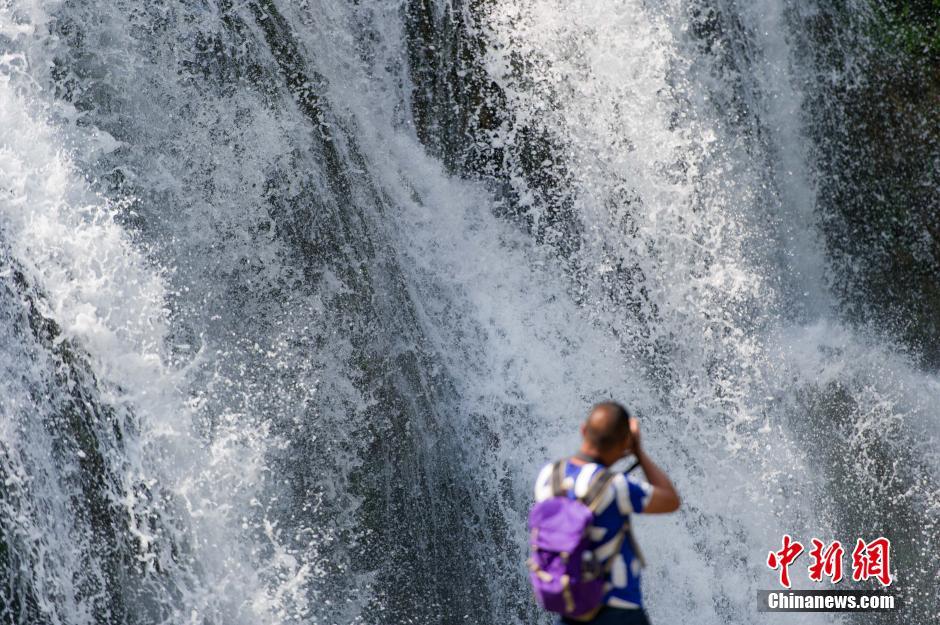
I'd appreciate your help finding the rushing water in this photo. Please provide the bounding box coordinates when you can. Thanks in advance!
[1,1,937,624]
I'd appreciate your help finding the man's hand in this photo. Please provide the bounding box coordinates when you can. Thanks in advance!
[628,416,642,455]
[630,418,680,514]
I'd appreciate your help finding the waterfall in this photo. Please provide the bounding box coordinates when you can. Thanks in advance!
[1,1,937,624]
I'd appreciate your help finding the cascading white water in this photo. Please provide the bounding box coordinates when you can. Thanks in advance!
[0,32,311,625]
[1,0,937,624]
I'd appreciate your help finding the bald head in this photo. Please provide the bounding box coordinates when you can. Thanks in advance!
[583,401,631,453]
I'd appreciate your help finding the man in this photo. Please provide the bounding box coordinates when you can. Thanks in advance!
[533,402,680,625]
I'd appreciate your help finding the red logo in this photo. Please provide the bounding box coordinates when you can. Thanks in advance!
[851,537,892,586]
[807,539,844,583]
[766,534,804,588]
[767,535,892,588]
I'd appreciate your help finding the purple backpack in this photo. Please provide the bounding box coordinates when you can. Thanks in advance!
[527,460,630,620]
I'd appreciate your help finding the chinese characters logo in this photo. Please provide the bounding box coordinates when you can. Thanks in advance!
[767,536,891,588]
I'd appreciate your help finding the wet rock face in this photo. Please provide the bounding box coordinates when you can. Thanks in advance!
[796,382,938,625]
[404,0,582,256]
[808,2,940,368]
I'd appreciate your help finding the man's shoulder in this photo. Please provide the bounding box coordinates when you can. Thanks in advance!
[594,471,652,516]
[535,461,555,486]
[533,458,596,499]
[533,460,560,501]
[624,472,652,493]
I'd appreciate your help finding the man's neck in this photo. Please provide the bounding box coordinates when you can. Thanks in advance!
[572,448,607,466]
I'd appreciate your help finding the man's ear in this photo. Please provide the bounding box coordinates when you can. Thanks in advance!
[580,422,586,438]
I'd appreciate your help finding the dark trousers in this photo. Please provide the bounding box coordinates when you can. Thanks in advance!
[557,607,651,625]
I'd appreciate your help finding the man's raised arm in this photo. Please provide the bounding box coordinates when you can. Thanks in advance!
[630,417,680,514]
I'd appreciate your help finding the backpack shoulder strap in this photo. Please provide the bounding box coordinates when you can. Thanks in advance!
[549,459,568,497]
[625,521,646,569]
[580,467,618,512]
